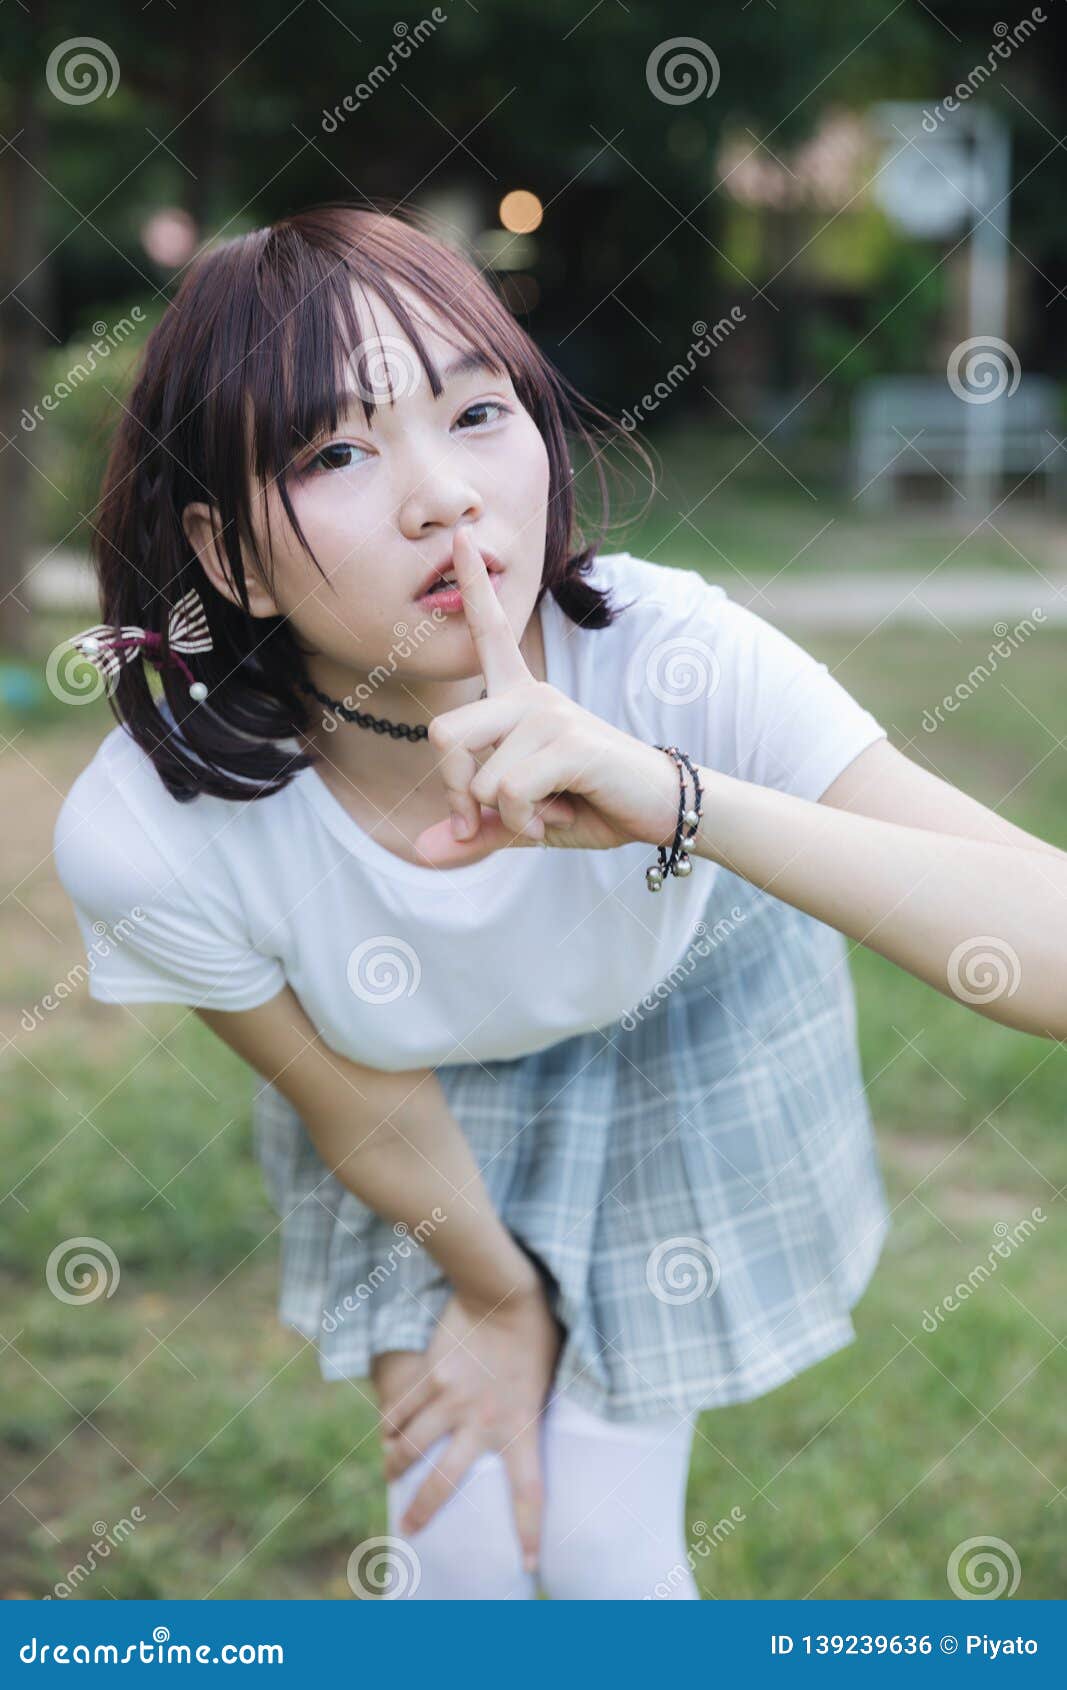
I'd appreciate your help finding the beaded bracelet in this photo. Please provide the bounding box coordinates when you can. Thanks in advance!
[646,744,703,892]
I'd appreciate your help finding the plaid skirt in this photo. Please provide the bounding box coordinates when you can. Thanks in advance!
[251,866,891,1422]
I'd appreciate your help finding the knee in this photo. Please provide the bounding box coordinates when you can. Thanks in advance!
[538,1514,625,1599]
[400,1530,528,1600]
[538,1507,696,1601]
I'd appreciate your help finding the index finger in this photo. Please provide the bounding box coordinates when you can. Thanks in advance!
[500,1425,544,1572]
[453,526,532,695]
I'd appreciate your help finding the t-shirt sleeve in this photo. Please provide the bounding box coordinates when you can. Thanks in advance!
[618,562,888,802]
[699,589,887,801]
[52,765,288,1012]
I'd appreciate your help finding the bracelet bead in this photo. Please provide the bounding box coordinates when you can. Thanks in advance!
[646,745,703,892]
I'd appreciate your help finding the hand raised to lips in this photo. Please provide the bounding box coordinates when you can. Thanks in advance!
[413,527,681,868]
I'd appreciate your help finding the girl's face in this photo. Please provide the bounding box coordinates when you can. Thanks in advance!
[190,285,551,689]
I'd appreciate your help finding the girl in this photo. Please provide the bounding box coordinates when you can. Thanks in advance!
[52,201,1067,1601]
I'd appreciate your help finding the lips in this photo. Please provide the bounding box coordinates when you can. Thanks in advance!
[415,545,504,600]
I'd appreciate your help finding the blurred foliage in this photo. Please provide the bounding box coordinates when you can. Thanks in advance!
[3,0,1066,415]
[26,300,167,549]
[802,243,950,399]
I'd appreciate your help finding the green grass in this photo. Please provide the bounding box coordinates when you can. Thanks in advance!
[3,622,1065,1599]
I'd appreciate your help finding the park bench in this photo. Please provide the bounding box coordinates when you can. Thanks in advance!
[852,374,1065,506]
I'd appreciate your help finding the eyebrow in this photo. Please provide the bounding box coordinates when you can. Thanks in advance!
[335,348,503,410]
[441,348,503,383]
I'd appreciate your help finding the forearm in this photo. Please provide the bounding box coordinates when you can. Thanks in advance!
[303,1045,538,1305]
[687,766,1067,1041]
[197,989,538,1308]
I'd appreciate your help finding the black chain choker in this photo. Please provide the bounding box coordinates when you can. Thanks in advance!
[297,677,486,742]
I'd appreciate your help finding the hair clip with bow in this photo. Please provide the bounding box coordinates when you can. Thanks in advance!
[68,586,213,701]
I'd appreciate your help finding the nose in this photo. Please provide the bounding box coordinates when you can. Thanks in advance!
[395,440,484,542]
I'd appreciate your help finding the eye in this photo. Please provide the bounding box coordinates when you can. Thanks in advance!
[303,440,369,475]
[299,399,511,477]
[455,399,511,431]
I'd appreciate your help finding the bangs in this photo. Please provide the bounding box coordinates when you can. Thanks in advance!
[264,273,510,458]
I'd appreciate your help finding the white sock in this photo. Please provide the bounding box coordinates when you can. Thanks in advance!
[383,1389,699,1600]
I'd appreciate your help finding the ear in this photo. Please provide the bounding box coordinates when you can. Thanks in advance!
[182,501,279,618]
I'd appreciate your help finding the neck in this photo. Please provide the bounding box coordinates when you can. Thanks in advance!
[296,595,548,797]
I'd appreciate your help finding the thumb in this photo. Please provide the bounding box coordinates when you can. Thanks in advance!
[414,800,575,869]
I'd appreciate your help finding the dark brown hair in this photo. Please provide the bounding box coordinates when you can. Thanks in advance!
[90,198,652,802]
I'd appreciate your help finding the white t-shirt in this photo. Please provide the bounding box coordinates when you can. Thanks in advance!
[52,552,887,1071]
